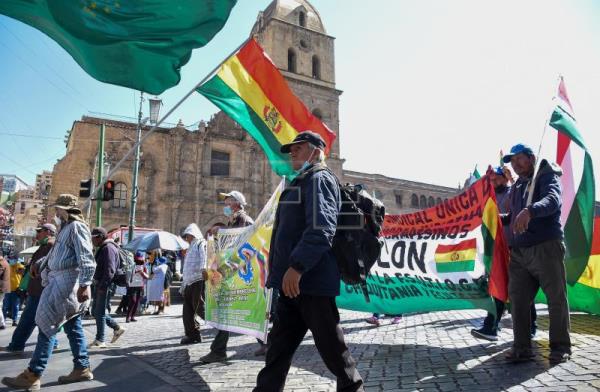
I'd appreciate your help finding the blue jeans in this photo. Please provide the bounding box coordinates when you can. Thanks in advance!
[2,292,20,322]
[8,295,40,351]
[28,315,89,375]
[94,289,119,342]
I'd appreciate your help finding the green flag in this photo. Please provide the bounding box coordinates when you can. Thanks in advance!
[0,0,237,94]
[473,165,481,179]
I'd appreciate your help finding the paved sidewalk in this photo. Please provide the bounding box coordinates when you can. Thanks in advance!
[1,304,600,391]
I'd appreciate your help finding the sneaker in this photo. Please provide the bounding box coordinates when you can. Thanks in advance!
[58,367,94,384]
[111,327,126,343]
[391,316,402,324]
[365,316,381,327]
[471,327,498,342]
[1,368,41,391]
[199,351,227,364]
[12,320,18,327]
[180,336,201,345]
[88,340,107,349]
[0,324,5,330]
[505,348,535,363]
[53,342,60,350]
[549,351,570,365]
[130,318,138,322]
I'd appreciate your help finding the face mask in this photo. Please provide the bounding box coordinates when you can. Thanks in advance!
[223,206,233,217]
[297,148,316,174]
[53,216,62,228]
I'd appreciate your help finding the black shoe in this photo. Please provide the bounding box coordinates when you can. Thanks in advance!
[199,351,227,364]
[505,348,535,363]
[549,351,570,365]
[254,344,267,356]
[471,327,498,341]
[180,336,201,345]
[530,325,538,338]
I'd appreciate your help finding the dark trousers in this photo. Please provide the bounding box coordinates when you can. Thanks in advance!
[509,239,571,353]
[482,298,537,332]
[127,287,143,321]
[254,294,363,392]
[182,280,205,340]
[211,330,230,355]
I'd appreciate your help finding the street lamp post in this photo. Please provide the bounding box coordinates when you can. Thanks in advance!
[128,93,161,244]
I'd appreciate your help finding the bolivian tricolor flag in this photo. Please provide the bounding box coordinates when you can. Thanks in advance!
[197,39,336,177]
[434,239,477,273]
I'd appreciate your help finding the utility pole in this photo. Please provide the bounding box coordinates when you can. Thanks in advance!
[128,92,144,244]
[86,154,98,224]
[96,123,105,227]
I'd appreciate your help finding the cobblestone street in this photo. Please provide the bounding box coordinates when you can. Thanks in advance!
[1,304,600,391]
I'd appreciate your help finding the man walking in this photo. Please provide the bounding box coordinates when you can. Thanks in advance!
[501,144,571,364]
[2,223,56,354]
[254,131,363,391]
[89,227,125,348]
[199,190,253,363]
[180,223,207,345]
[2,194,96,390]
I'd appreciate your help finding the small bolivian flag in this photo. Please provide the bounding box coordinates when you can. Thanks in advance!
[434,239,477,273]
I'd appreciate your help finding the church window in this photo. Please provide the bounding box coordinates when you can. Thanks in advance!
[312,108,323,120]
[112,183,127,208]
[428,196,435,207]
[210,150,230,176]
[312,55,321,79]
[374,190,384,200]
[287,49,297,73]
[395,194,403,207]
[299,11,306,27]
[300,40,308,49]
[411,194,419,207]
[420,195,427,208]
[436,197,442,205]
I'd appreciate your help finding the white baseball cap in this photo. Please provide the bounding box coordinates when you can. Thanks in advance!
[218,190,247,206]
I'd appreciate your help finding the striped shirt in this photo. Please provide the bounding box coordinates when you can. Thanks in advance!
[45,220,95,287]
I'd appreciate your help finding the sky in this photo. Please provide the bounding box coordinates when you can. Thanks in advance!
[1,0,600,199]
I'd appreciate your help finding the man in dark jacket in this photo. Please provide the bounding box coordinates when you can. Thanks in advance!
[501,143,570,364]
[471,166,537,341]
[254,131,363,392]
[2,224,56,354]
[90,227,125,348]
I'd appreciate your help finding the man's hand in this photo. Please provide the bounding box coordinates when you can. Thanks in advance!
[77,286,91,303]
[282,267,302,298]
[513,208,532,234]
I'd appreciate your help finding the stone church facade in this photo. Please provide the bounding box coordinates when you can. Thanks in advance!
[48,0,458,234]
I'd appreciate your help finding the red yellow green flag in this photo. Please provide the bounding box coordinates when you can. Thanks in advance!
[197,39,336,177]
[434,239,477,273]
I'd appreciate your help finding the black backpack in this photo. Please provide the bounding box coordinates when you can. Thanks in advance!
[303,167,385,301]
[332,181,385,302]
[113,247,135,287]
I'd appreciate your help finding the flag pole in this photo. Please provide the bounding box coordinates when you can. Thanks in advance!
[82,37,251,211]
[525,75,563,206]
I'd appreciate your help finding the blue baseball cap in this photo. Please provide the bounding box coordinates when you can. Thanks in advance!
[493,166,504,176]
[502,143,534,163]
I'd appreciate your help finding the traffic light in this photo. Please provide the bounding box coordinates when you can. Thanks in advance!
[102,180,115,201]
[79,179,92,198]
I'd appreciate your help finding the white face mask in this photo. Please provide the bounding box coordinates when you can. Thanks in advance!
[297,148,317,173]
[53,216,62,228]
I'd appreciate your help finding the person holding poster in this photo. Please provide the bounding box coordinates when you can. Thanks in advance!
[254,131,363,392]
[200,191,253,364]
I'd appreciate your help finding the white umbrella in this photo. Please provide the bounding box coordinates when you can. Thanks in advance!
[19,245,39,256]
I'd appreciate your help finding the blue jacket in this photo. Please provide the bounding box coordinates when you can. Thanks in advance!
[266,164,341,297]
[502,159,563,248]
